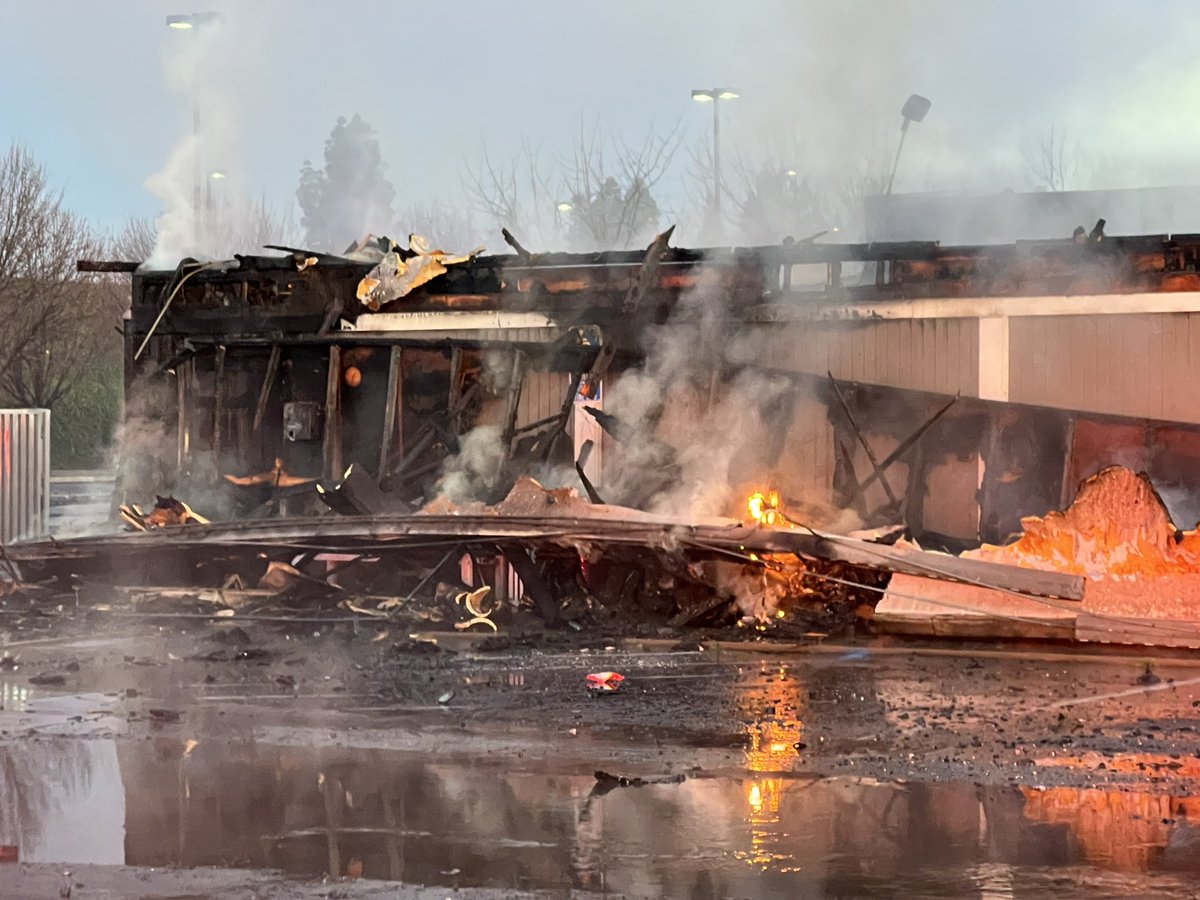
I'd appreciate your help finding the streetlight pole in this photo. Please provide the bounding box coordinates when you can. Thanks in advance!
[166,12,220,252]
[885,94,931,196]
[692,88,738,236]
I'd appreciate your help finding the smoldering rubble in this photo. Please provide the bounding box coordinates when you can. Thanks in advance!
[39,226,1200,652]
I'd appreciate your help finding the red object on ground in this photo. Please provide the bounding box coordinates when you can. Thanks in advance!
[586,671,624,692]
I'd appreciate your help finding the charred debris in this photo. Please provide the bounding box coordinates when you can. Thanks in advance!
[15,225,1199,641]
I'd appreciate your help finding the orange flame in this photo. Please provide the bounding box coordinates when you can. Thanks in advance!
[747,489,784,527]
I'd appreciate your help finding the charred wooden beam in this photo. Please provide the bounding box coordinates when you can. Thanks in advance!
[851,392,960,501]
[392,457,445,487]
[502,543,562,624]
[176,357,192,470]
[501,228,532,262]
[378,346,403,483]
[317,290,345,337]
[622,225,675,316]
[515,413,567,435]
[575,440,604,504]
[581,406,633,442]
[323,345,343,480]
[9,513,1086,601]
[828,371,900,509]
[447,346,464,434]
[390,425,437,483]
[402,545,463,604]
[319,462,403,516]
[536,368,585,462]
[501,349,527,453]
[77,259,141,273]
[836,439,869,519]
[252,345,282,436]
[212,345,227,458]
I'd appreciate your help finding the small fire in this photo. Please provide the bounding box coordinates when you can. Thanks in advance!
[747,489,783,527]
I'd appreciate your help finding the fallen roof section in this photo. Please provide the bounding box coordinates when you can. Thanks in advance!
[8,513,1084,601]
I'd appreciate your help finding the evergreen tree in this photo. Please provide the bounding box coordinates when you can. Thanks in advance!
[297,115,395,251]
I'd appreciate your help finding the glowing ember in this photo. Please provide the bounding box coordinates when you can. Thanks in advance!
[747,489,783,527]
[968,466,1200,623]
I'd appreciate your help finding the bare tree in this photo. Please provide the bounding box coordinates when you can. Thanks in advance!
[726,156,832,245]
[464,141,554,247]
[1022,124,1076,192]
[561,121,680,250]
[296,114,395,251]
[395,200,483,252]
[111,215,157,262]
[464,122,681,252]
[0,143,111,408]
[203,194,300,257]
[1,279,125,410]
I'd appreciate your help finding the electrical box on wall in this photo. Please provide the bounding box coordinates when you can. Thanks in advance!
[283,402,321,442]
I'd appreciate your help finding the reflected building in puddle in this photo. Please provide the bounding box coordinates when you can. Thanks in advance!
[0,693,1196,896]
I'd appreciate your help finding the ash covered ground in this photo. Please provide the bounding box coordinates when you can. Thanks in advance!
[0,607,1199,898]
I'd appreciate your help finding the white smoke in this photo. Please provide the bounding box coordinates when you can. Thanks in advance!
[143,12,249,268]
[440,424,507,502]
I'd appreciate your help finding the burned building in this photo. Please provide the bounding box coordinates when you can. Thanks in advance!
[92,226,1200,547]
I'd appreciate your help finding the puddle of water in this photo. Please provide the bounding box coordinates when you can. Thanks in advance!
[0,737,1194,897]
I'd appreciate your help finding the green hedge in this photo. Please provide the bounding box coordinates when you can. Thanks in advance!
[48,362,123,470]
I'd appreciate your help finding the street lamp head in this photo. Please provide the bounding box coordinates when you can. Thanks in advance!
[166,12,221,30]
[556,202,573,213]
[210,170,227,180]
[716,89,739,100]
[900,93,932,124]
[785,169,798,177]
[691,90,715,103]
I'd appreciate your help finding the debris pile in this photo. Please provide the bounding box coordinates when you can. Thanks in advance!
[119,496,210,531]
[973,466,1193,577]
[356,235,484,311]
[972,466,1200,621]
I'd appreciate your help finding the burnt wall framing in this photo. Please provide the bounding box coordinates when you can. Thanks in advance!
[760,370,1200,547]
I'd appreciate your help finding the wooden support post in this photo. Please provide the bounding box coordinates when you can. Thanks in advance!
[447,346,463,433]
[324,345,343,480]
[176,357,192,470]
[381,796,403,881]
[212,345,227,458]
[501,349,526,452]
[252,345,282,435]
[378,347,403,483]
[1059,415,1077,508]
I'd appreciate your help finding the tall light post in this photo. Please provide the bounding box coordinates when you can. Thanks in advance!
[165,12,220,250]
[885,93,931,196]
[205,170,227,227]
[692,88,739,232]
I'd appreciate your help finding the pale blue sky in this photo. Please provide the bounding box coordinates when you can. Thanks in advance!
[2,1,1198,237]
